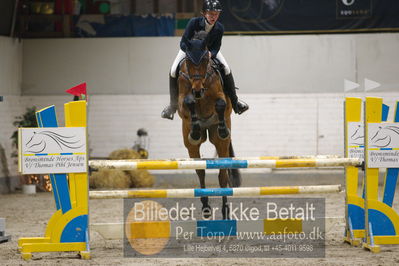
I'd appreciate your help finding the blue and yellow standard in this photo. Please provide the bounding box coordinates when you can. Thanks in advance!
[344,97,365,246]
[18,101,90,260]
[344,97,399,252]
[363,97,399,252]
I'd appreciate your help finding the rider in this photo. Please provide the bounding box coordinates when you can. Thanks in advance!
[161,0,249,120]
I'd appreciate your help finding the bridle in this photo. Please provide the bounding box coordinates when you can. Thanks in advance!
[179,58,214,85]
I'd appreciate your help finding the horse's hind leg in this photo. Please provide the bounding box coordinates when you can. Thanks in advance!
[209,128,231,219]
[196,169,212,218]
[186,145,211,218]
[219,168,230,220]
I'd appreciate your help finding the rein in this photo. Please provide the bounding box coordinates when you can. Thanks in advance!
[179,59,214,85]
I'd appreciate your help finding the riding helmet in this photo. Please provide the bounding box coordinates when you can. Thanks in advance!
[202,0,222,12]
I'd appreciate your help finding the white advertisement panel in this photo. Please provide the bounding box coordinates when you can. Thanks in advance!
[19,127,87,174]
[347,122,364,161]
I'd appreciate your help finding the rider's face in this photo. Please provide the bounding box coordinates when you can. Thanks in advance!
[204,11,220,25]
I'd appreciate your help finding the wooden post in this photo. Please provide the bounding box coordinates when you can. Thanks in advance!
[130,0,136,14]
[63,15,71,37]
[177,0,184,12]
[0,144,11,193]
[154,0,159,13]
[195,0,202,16]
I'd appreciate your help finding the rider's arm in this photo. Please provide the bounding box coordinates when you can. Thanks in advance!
[180,18,197,52]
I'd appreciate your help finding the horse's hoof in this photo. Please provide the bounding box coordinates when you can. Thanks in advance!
[202,206,212,219]
[218,127,230,140]
[229,168,242,188]
[189,133,202,145]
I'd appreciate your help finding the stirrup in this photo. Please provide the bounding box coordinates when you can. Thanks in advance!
[161,105,176,120]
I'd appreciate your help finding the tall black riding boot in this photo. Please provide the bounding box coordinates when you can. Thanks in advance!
[223,73,249,114]
[161,75,179,120]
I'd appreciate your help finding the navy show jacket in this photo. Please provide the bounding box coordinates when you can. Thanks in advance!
[180,17,224,58]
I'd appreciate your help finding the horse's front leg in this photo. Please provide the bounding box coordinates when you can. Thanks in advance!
[215,98,230,140]
[184,94,201,145]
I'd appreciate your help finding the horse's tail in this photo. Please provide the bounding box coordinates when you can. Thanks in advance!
[228,141,242,187]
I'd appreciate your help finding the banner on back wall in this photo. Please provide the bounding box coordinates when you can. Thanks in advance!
[220,0,399,34]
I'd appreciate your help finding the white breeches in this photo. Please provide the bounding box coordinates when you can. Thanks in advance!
[170,49,231,78]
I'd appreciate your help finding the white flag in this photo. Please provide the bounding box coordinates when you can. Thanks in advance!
[364,78,381,91]
[344,79,360,92]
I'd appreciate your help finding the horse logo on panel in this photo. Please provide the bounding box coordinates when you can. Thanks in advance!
[25,130,84,154]
[370,125,399,148]
[349,124,364,146]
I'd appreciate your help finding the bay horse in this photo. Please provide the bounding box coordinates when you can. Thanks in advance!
[177,38,241,220]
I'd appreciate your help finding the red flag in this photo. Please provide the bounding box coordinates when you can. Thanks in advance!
[66,83,87,97]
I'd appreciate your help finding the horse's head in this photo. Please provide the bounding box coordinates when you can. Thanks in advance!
[185,38,211,99]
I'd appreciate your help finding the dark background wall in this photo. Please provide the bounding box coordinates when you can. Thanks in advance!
[0,0,16,36]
